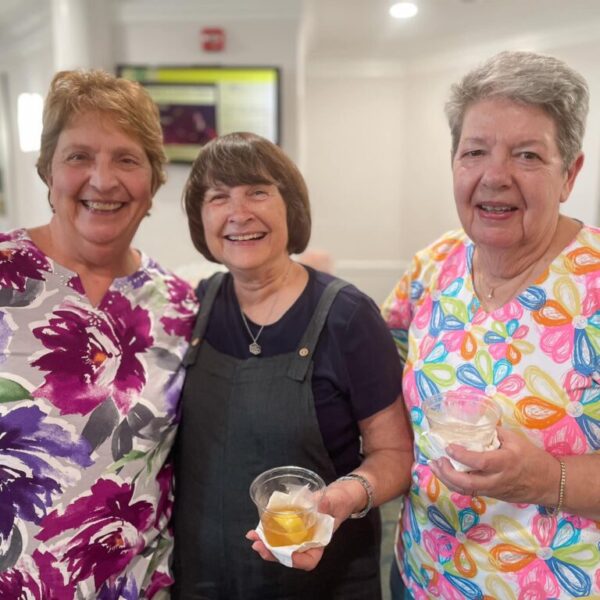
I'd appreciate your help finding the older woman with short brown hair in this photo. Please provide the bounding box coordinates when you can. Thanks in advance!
[173,132,413,599]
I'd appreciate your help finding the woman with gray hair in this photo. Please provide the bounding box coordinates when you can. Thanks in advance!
[383,50,600,599]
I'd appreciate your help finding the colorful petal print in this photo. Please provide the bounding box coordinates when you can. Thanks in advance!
[565,244,600,275]
[37,479,154,589]
[491,514,599,597]
[442,297,487,360]
[404,335,456,404]
[456,352,525,403]
[382,269,413,353]
[516,285,547,311]
[534,276,599,375]
[417,243,467,337]
[383,228,600,598]
[32,294,153,415]
[0,405,91,539]
[421,525,486,599]
[517,366,597,454]
[427,499,495,580]
[0,233,51,292]
[484,319,534,365]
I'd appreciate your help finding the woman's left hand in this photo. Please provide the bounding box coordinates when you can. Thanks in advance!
[428,426,560,505]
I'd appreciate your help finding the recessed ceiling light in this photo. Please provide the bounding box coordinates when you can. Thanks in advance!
[389,2,418,19]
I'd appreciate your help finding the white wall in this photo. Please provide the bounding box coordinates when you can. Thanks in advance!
[303,69,409,302]
[304,34,600,303]
[113,6,304,274]
[0,0,304,281]
[2,3,600,304]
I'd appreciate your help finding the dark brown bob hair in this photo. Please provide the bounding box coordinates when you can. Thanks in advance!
[184,132,311,263]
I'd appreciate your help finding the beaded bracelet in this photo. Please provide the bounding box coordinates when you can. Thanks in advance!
[545,458,566,517]
[337,473,374,519]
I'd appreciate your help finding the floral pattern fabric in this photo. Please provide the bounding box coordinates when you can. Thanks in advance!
[382,226,600,599]
[0,229,197,599]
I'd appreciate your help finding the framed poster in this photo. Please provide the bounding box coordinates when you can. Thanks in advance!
[117,65,281,163]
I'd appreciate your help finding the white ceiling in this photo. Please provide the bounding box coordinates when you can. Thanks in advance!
[3,0,600,63]
[304,0,600,61]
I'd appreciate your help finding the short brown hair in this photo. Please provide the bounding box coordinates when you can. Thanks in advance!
[184,132,311,262]
[37,69,167,193]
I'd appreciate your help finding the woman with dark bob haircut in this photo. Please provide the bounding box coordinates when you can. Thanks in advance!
[172,132,413,599]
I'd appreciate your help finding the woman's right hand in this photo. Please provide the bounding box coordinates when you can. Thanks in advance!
[245,489,347,570]
[245,529,325,571]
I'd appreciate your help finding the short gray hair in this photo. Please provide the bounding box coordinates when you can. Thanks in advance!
[445,50,589,169]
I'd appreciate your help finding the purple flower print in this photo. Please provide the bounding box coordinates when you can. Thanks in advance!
[32,294,153,415]
[165,368,186,420]
[160,276,196,339]
[0,233,50,292]
[154,462,173,529]
[0,405,91,539]
[97,573,138,600]
[37,478,154,590]
[0,311,13,365]
[145,570,173,599]
[0,549,75,600]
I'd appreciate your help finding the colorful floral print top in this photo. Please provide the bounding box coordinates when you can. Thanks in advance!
[382,226,600,600]
[0,229,197,599]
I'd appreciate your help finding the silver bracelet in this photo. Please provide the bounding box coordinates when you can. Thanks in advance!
[337,473,374,519]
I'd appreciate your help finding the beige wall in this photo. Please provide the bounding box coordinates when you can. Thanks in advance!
[2,3,600,303]
[304,38,600,302]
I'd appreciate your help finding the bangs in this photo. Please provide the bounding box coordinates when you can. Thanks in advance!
[201,166,280,192]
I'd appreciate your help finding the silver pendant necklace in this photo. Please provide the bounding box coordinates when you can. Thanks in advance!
[240,312,266,355]
[238,262,292,356]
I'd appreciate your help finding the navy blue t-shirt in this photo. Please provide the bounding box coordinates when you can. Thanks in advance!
[197,266,403,476]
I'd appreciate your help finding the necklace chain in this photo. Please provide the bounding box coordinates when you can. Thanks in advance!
[477,257,540,303]
[239,262,292,356]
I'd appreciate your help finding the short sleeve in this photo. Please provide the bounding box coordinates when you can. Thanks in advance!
[382,262,416,364]
[339,293,403,422]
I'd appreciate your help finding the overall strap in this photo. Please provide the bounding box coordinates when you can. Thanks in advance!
[287,278,349,381]
[182,271,226,367]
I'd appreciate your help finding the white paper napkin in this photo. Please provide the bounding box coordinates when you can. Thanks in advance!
[254,485,335,568]
[422,429,501,472]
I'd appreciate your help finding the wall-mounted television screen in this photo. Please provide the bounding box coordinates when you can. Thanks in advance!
[117,65,280,163]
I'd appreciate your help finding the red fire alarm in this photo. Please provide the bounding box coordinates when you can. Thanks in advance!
[201,27,225,52]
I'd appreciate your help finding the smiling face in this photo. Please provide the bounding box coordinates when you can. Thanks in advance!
[452,98,582,255]
[201,182,289,276]
[47,111,153,263]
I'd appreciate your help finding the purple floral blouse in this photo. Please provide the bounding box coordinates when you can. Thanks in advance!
[0,229,198,599]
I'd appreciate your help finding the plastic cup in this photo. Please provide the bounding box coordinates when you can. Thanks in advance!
[249,466,325,547]
[422,391,502,448]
